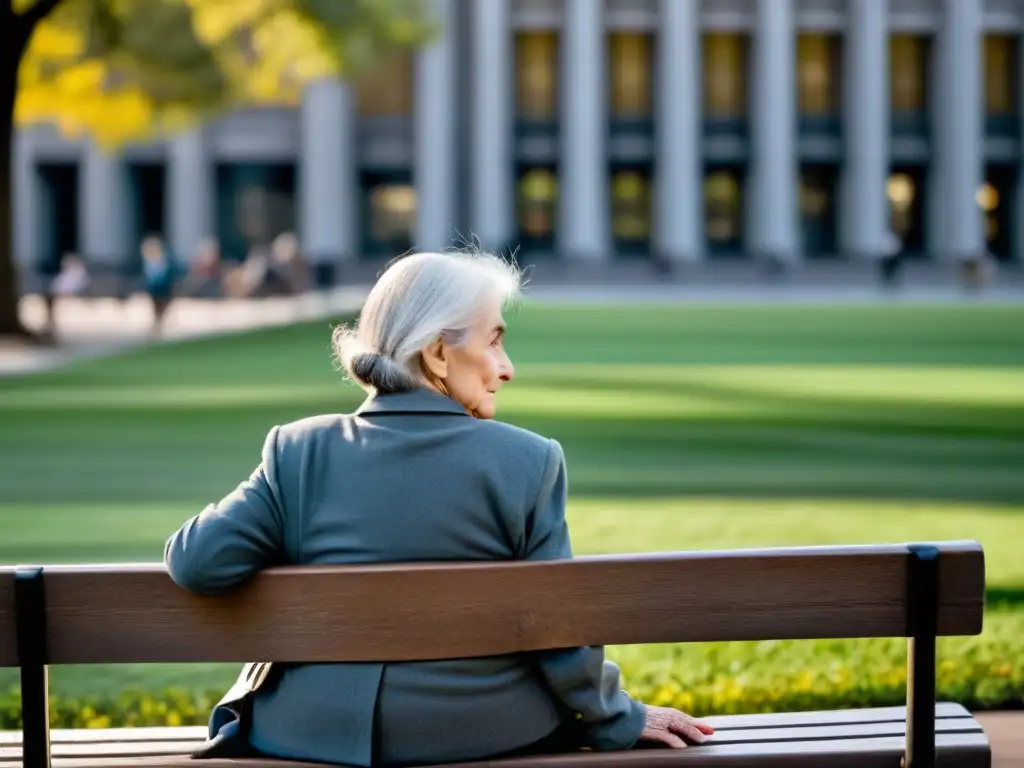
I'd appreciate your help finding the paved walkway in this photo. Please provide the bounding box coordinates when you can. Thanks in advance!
[1,288,370,377]
[977,712,1024,767]
[2,266,1023,378]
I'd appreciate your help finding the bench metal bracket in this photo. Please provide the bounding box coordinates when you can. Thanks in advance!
[904,544,939,768]
[14,567,51,768]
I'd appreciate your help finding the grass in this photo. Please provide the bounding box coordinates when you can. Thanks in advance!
[0,302,1022,719]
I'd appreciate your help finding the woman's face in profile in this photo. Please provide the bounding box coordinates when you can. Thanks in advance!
[439,299,514,419]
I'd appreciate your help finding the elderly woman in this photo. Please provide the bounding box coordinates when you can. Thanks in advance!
[164,251,713,767]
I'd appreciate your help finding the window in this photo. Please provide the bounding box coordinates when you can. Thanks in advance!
[890,35,930,114]
[984,35,1019,116]
[609,33,654,119]
[611,169,652,249]
[887,168,926,254]
[355,54,414,117]
[703,34,749,119]
[797,34,841,116]
[368,185,417,244]
[704,168,744,253]
[516,32,559,120]
[217,164,296,260]
[517,167,558,246]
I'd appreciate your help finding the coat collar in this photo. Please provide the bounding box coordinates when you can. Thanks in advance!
[355,387,471,417]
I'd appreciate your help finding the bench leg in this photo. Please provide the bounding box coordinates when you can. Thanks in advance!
[904,545,939,768]
[15,567,51,768]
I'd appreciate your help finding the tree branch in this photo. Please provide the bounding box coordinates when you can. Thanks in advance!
[18,0,64,32]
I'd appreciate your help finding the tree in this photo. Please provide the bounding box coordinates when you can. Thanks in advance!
[1,0,432,339]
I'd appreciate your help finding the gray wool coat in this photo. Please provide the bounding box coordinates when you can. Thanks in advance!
[164,387,646,767]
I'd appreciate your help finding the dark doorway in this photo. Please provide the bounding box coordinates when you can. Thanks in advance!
[128,162,166,269]
[799,164,839,257]
[36,162,79,275]
[887,165,927,257]
[980,165,1016,262]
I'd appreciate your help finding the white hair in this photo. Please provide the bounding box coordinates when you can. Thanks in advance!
[333,250,522,394]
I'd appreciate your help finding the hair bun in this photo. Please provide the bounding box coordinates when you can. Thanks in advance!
[332,327,419,393]
[348,351,405,391]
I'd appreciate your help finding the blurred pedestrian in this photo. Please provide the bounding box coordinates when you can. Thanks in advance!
[959,251,997,292]
[224,245,271,298]
[140,236,180,335]
[877,230,903,287]
[269,232,311,295]
[52,252,90,299]
[181,238,224,299]
[37,252,91,342]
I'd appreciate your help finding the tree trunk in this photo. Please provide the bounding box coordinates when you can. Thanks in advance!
[0,13,32,339]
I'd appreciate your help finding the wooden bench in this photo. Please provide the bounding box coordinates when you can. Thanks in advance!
[0,541,991,767]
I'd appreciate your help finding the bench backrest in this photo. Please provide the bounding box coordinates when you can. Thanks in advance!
[0,541,984,667]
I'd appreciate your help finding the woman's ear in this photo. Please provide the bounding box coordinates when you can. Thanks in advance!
[420,337,448,380]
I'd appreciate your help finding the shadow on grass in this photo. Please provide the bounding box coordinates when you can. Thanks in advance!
[1,335,1022,506]
[1,400,1022,505]
[986,586,1024,609]
[524,374,1024,439]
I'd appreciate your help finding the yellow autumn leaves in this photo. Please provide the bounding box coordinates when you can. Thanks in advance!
[13,0,429,147]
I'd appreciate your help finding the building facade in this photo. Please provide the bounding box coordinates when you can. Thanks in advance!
[12,0,1024,278]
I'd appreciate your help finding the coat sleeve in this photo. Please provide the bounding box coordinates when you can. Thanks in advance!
[524,439,647,751]
[164,426,287,595]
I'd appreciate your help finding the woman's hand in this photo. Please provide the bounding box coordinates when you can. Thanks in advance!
[637,705,715,748]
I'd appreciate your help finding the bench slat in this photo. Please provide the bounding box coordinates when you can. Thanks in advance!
[1,761,306,768]
[486,733,991,767]
[0,702,977,746]
[700,701,972,729]
[0,706,990,766]
[0,726,207,746]
[0,717,986,759]
[0,731,992,768]
[0,541,985,666]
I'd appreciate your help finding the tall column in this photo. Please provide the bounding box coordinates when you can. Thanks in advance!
[168,128,212,262]
[560,0,608,260]
[934,0,984,261]
[841,0,890,259]
[81,143,131,264]
[12,131,38,270]
[300,79,357,265]
[654,0,703,264]
[1017,35,1024,263]
[927,24,947,255]
[751,0,799,264]
[415,0,457,252]
[470,0,513,252]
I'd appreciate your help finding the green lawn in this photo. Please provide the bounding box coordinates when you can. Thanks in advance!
[1,302,1023,722]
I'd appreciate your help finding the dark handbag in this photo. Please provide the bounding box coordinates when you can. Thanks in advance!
[191,662,276,759]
